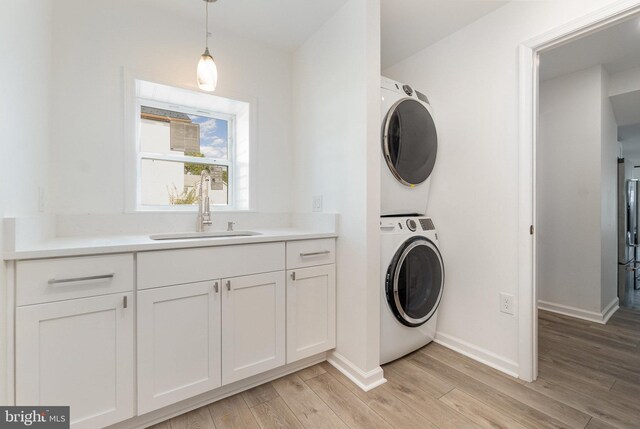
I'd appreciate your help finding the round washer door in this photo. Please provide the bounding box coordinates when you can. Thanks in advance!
[386,236,444,327]
[383,98,438,186]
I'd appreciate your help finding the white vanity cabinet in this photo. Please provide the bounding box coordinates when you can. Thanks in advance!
[14,255,135,429]
[285,239,336,363]
[137,280,221,414]
[221,271,286,384]
[10,236,336,428]
[136,243,287,410]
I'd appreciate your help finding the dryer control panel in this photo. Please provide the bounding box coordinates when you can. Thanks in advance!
[419,218,435,231]
[380,217,436,232]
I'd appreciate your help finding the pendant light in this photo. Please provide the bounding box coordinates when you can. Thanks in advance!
[197,0,218,92]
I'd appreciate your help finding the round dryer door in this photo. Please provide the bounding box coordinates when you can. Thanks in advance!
[386,236,444,327]
[383,98,438,186]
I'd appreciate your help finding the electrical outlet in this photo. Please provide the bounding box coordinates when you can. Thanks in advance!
[312,195,323,212]
[500,293,515,315]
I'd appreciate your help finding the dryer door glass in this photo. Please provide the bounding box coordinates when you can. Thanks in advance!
[384,99,438,186]
[387,237,444,327]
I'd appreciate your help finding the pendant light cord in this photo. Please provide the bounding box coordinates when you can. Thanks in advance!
[205,1,209,49]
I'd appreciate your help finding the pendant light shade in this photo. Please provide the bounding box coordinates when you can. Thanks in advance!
[197,0,218,92]
[197,47,218,92]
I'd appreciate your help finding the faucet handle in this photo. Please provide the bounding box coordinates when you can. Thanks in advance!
[227,221,235,232]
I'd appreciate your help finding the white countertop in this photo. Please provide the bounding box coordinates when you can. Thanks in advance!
[4,229,338,260]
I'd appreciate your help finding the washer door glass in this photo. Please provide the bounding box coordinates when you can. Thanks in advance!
[384,98,438,186]
[387,237,444,327]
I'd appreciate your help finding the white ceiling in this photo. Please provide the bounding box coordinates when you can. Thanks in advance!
[143,0,510,64]
[381,0,509,69]
[138,0,349,51]
[539,16,640,81]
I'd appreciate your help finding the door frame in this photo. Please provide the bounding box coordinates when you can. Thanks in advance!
[517,0,640,381]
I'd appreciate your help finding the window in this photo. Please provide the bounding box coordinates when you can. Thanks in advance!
[139,104,232,207]
[132,80,251,211]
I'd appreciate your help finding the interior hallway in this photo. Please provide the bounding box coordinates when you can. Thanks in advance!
[628,288,640,311]
[148,308,640,429]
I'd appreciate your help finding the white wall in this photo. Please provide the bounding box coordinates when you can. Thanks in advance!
[292,0,382,378]
[609,66,640,96]
[0,3,52,219]
[49,0,292,214]
[0,0,53,404]
[383,0,626,373]
[601,70,619,310]
[537,65,617,315]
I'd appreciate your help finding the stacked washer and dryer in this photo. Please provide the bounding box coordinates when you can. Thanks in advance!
[379,76,444,364]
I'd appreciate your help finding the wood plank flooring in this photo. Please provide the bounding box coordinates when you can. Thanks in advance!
[150,308,640,429]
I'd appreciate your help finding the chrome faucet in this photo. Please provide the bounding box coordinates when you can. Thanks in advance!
[196,170,213,232]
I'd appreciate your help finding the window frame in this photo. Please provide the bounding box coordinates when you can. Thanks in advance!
[134,98,237,211]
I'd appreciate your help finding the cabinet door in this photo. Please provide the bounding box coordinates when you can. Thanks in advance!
[16,293,134,429]
[221,271,285,385]
[137,281,221,414]
[287,264,336,363]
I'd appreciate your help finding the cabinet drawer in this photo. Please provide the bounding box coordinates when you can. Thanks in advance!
[16,254,134,306]
[286,239,336,269]
[138,243,285,289]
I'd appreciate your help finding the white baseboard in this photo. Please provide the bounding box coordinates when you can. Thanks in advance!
[601,297,620,323]
[434,332,519,378]
[538,298,619,325]
[327,352,386,392]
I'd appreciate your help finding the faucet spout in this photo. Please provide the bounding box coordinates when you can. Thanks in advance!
[197,170,213,232]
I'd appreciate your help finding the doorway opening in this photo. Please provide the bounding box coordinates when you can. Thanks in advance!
[518,2,640,382]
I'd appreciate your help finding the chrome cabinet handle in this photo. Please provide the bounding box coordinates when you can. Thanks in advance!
[299,250,330,257]
[123,295,128,309]
[226,280,231,291]
[291,272,296,281]
[48,273,115,286]
[213,281,219,293]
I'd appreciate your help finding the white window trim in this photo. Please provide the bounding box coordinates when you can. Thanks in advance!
[123,72,257,213]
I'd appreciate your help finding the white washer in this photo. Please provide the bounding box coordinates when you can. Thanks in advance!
[380,216,444,364]
[381,76,438,216]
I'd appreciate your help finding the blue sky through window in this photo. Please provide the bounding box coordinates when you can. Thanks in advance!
[188,114,228,159]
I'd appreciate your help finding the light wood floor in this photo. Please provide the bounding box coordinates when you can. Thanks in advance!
[150,308,640,429]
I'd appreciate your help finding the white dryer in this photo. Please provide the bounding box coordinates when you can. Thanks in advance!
[380,216,444,364]
[381,76,438,216]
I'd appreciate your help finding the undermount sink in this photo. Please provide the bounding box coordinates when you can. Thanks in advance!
[149,231,261,241]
